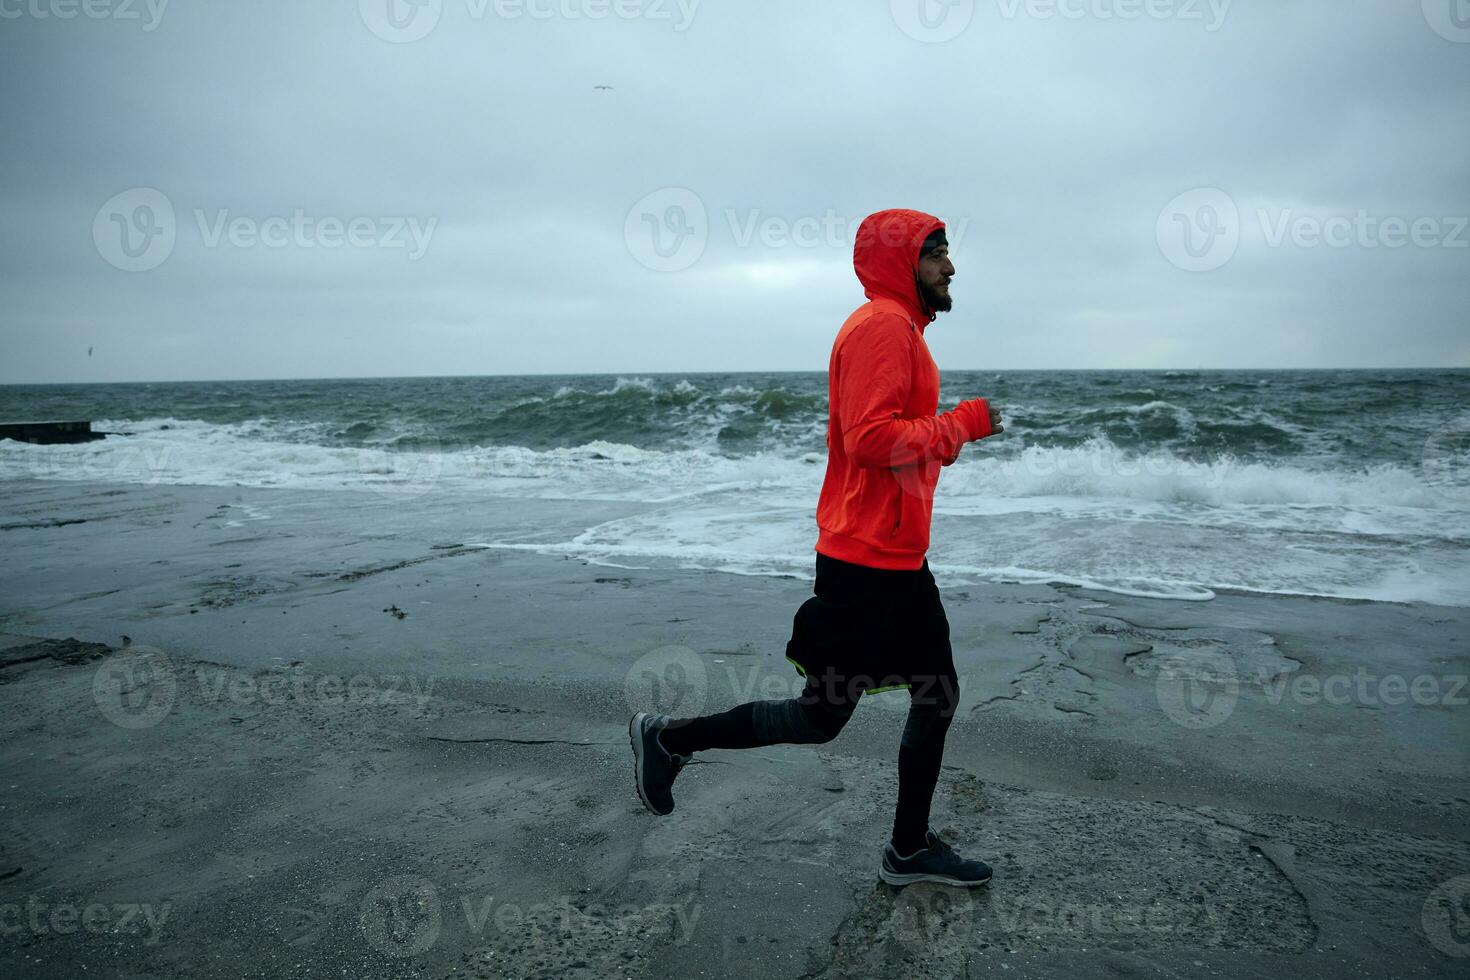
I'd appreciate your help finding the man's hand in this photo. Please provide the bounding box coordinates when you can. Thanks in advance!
[942,400,1004,464]
[958,398,1003,440]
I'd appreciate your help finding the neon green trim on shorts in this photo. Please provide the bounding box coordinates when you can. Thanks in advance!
[784,656,911,695]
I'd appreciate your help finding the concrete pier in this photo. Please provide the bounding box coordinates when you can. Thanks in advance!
[0,420,106,444]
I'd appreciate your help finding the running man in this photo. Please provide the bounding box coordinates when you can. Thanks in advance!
[630,208,1003,887]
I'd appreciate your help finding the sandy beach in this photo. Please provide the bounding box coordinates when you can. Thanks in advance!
[1,478,1467,979]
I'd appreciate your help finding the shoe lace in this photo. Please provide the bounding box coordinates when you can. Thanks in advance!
[655,724,690,767]
[928,832,957,860]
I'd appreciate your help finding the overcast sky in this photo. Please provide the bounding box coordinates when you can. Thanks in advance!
[2,0,1467,382]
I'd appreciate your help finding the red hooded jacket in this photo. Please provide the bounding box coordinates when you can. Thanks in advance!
[814,209,993,570]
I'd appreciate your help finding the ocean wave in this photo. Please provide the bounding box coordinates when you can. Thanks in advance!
[6,416,1466,606]
[932,564,1217,601]
[442,377,825,453]
[947,436,1458,510]
[1121,399,1181,415]
[7,370,1463,605]
[63,372,1451,470]
[7,423,1463,511]
[470,502,1468,606]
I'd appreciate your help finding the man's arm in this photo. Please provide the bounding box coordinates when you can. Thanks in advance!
[837,314,994,469]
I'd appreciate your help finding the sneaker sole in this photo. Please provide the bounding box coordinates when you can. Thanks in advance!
[879,866,993,888]
[628,712,671,816]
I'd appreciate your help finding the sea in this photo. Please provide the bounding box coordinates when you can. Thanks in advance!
[2,369,1466,606]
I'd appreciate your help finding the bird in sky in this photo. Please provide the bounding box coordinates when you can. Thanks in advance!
[88,346,93,357]
[594,85,613,91]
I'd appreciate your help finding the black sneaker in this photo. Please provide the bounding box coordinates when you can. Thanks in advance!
[629,712,691,816]
[879,826,993,887]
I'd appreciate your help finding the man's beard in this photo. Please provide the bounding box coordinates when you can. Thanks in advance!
[920,279,953,313]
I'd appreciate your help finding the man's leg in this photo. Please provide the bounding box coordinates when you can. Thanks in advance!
[890,665,960,855]
[889,564,961,856]
[658,667,859,755]
[661,556,873,757]
[632,665,865,816]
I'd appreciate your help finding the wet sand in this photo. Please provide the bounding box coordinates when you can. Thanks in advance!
[1,480,1467,978]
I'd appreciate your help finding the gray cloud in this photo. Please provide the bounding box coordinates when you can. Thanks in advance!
[2,0,1467,381]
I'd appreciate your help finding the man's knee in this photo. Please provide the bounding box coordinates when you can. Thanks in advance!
[752,698,846,745]
[911,669,960,715]
[900,705,951,750]
[900,672,959,749]
[802,699,853,742]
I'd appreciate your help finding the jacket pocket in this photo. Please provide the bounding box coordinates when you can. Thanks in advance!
[888,479,930,554]
[887,483,903,539]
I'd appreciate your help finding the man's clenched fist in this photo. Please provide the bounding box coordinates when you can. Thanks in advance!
[943,398,1004,465]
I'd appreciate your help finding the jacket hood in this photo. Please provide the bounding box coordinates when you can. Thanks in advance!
[852,208,946,327]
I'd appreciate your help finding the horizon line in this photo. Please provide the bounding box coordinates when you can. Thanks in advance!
[2,365,1468,386]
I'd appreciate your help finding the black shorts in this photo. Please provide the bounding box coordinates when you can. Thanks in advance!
[784,552,956,707]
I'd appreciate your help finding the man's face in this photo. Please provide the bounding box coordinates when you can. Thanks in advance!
[917,244,955,313]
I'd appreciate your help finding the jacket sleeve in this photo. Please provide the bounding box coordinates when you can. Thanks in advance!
[837,314,982,469]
